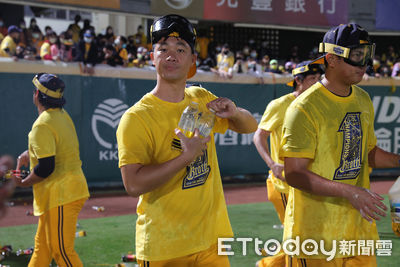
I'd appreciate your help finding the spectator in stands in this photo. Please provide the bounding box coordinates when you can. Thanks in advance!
[131,46,148,68]
[260,54,270,73]
[212,43,234,79]
[381,45,398,68]
[247,49,261,75]
[114,35,129,67]
[15,45,25,59]
[59,31,74,62]
[196,29,210,60]
[68,14,81,44]
[18,19,29,47]
[105,26,115,43]
[284,61,296,74]
[0,15,7,37]
[75,29,98,74]
[22,45,37,61]
[44,26,53,38]
[80,19,94,40]
[30,28,43,58]
[0,25,21,58]
[232,51,248,74]
[126,35,137,55]
[29,18,41,36]
[268,59,282,74]
[133,25,147,48]
[242,44,250,59]
[392,58,400,77]
[102,44,118,67]
[40,31,59,61]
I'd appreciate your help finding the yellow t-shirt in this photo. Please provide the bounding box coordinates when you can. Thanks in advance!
[29,109,90,216]
[40,41,50,59]
[117,86,233,261]
[216,53,235,72]
[280,82,378,258]
[258,93,295,194]
[0,35,16,57]
[118,47,128,61]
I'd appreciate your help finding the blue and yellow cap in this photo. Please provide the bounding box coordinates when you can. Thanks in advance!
[287,59,324,87]
[318,23,375,67]
[32,73,65,99]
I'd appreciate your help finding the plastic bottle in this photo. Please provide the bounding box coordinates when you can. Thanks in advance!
[75,230,87,237]
[178,102,199,138]
[196,110,215,137]
[92,206,105,212]
[388,176,400,237]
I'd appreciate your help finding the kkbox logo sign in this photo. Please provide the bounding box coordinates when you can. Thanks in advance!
[91,98,128,160]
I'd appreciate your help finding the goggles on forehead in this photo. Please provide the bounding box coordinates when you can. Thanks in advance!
[319,42,375,67]
[292,64,323,76]
[150,17,196,51]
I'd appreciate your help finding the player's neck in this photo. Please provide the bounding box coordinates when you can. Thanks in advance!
[320,77,351,97]
[152,79,186,103]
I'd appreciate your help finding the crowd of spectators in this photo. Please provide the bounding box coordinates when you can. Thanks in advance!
[1,14,400,79]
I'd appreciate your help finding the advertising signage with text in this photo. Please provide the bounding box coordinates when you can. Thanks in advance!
[204,0,348,27]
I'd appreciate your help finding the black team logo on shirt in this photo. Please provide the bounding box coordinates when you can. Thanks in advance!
[334,112,362,180]
[182,150,211,189]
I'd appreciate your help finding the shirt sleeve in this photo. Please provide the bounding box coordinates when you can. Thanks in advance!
[280,104,317,159]
[258,101,280,132]
[116,112,153,168]
[29,124,56,159]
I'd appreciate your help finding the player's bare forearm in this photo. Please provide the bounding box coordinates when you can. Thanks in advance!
[121,154,192,198]
[284,157,349,197]
[253,129,274,167]
[121,129,209,197]
[227,108,257,133]
[13,171,44,188]
[284,157,387,222]
[368,146,400,168]
[206,98,257,133]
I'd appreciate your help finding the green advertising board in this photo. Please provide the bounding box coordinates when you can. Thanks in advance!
[1,63,400,185]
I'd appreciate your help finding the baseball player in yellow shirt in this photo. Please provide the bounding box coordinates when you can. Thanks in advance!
[254,60,323,267]
[12,73,89,267]
[117,14,257,267]
[281,23,400,267]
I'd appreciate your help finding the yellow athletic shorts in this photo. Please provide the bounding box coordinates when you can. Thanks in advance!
[137,243,230,267]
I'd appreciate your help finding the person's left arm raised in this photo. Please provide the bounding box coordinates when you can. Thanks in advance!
[206,97,257,133]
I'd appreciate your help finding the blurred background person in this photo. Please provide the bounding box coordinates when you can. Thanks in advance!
[75,29,98,74]
[212,43,234,79]
[0,25,21,58]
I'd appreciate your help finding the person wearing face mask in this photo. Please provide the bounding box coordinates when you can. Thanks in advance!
[246,49,262,76]
[0,25,21,58]
[75,29,98,75]
[212,43,234,79]
[30,29,43,59]
[68,14,81,44]
[59,31,74,62]
[114,35,129,67]
[40,31,59,61]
